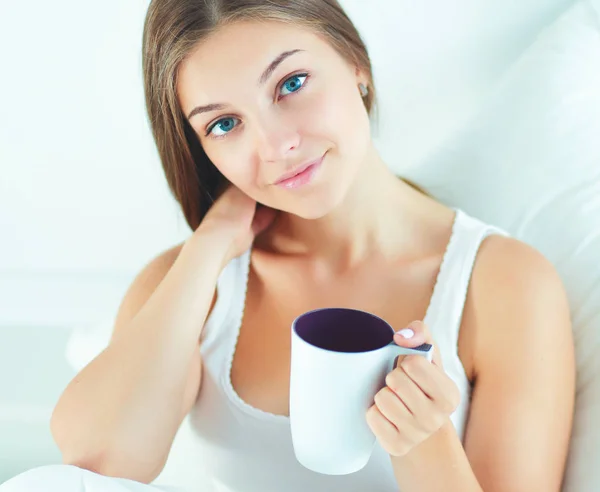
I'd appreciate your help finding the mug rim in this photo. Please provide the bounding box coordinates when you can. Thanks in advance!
[291,306,394,354]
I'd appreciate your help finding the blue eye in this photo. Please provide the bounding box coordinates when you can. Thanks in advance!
[279,73,308,97]
[206,117,239,138]
[205,73,309,139]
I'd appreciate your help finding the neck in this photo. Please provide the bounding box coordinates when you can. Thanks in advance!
[259,143,425,270]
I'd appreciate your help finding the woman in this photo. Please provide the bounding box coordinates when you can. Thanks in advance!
[4,1,575,491]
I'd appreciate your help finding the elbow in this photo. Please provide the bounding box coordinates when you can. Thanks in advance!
[60,448,111,475]
[60,447,165,485]
[50,411,167,484]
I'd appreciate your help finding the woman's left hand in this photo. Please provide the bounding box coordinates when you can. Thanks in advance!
[366,320,461,458]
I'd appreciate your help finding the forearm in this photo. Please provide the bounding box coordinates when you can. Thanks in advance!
[391,419,483,492]
[51,231,227,475]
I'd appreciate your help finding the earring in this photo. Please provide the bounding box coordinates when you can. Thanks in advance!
[359,83,369,97]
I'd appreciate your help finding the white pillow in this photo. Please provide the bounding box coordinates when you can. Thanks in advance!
[406,1,600,490]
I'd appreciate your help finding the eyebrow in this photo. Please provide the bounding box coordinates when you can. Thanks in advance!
[187,49,305,120]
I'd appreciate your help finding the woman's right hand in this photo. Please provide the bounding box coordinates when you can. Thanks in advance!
[194,185,278,267]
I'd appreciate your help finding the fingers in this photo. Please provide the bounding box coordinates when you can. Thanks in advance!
[252,204,278,235]
[394,320,443,369]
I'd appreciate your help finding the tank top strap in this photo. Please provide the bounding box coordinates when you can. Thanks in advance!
[200,248,251,349]
[424,209,510,364]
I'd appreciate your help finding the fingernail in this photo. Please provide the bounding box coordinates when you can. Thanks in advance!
[395,328,414,339]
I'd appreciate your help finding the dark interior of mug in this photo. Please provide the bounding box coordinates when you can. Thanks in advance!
[293,308,392,353]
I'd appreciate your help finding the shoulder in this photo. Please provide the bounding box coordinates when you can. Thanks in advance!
[111,242,186,340]
[472,234,567,307]
[463,233,572,380]
[138,242,186,284]
[458,234,575,489]
[137,242,186,281]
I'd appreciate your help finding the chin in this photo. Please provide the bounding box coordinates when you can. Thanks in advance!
[291,206,332,220]
[282,186,349,220]
[265,153,360,218]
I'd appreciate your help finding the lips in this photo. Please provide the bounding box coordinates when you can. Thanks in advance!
[273,154,325,185]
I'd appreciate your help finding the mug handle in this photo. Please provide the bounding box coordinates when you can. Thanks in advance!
[387,342,434,372]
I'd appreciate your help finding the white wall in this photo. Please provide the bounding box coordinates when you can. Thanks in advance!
[0,1,190,327]
[0,0,573,329]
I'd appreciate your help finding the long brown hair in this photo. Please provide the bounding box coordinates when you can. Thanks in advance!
[142,0,423,232]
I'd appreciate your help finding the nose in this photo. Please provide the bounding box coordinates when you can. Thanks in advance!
[253,115,301,163]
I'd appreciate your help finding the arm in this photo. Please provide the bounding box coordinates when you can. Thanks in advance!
[389,236,576,491]
[50,231,226,483]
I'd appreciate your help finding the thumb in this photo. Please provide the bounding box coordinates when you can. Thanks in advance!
[393,320,443,368]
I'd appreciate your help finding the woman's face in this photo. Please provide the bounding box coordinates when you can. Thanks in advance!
[177,20,372,219]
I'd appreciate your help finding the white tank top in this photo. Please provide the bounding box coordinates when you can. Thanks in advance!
[181,208,509,492]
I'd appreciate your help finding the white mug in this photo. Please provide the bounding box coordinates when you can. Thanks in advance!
[289,307,433,475]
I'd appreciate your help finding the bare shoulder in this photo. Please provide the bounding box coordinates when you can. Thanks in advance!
[472,234,568,311]
[462,234,573,380]
[459,236,575,489]
[109,240,212,422]
[111,242,186,341]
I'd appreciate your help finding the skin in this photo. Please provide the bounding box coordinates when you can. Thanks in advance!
[176,20,575,491]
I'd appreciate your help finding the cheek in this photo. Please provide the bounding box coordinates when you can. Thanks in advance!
[306,83,371,155]
[205,146,259,195]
